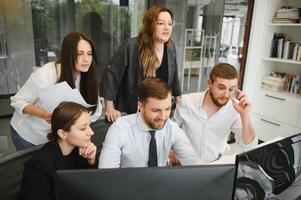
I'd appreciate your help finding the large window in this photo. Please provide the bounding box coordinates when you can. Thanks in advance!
[0,0,146,156]
[0,0,146,96]
[164,0,249,93]
[31,0,145,83]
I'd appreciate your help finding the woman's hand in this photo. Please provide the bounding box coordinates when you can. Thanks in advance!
[23,104,52,123]
[104,100,121,123]
[79,142,97,165]
[39,108,52,123]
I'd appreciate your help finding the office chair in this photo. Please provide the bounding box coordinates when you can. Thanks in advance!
[90,116,112,153]
[0,145,42,200]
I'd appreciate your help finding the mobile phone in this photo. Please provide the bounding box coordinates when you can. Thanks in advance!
[230,88,238,99]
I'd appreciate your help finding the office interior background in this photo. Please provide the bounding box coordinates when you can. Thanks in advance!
[1,0,300,158]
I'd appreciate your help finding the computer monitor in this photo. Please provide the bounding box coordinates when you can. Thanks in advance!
[56,164,236,200]
[234,133,301,200]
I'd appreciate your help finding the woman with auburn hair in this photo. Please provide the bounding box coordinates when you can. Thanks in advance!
[10,32,102,150]
[18,102,98,200]
[100,5,181,122]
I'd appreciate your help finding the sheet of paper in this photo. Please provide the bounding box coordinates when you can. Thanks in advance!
[38,81,95,112]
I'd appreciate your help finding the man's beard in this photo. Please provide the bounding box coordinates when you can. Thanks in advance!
[143,114,167,130]
[147,119,167,130]
[209,89,229,107]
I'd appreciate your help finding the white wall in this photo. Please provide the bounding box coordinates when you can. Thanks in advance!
[243,0,269,100]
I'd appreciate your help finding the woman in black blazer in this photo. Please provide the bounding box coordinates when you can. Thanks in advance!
[100,5,181,123]
[18,102,98,200]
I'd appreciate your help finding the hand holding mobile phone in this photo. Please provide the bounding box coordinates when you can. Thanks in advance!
[230,88,239,99]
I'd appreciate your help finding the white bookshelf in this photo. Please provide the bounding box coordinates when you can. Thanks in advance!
[268,23,301,27]
[244,0,301,141]
[262,57,301,65]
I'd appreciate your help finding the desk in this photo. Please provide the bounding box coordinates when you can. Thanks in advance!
[210,137,284,165]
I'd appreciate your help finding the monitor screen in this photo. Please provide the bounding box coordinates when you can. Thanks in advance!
[56,164,236,200]
[234,133,301,200]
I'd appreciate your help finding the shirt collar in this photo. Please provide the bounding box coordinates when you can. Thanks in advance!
[198,89,208,110]
[75,73,81,88]
[136,112,152,132]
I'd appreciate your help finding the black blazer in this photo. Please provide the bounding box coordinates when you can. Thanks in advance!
[17,141,97,200]
[100,37,182,114]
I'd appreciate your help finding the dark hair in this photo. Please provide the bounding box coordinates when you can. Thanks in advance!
[138,78,171,103]
[138,5,174,77]
[56,32,99,113]
[209,63,239,82]
[47,101,88,141]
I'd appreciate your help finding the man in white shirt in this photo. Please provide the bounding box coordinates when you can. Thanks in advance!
[98,78,202,168]
[172,63,258,163]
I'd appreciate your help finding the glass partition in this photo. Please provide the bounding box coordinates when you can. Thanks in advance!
[0,0,146,156]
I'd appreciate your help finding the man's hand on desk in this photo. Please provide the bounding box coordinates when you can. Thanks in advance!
[168,150,181,166]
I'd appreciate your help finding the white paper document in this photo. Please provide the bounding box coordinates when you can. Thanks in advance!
[38,81,95,112]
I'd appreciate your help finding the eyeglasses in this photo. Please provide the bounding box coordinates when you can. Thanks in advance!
[156,20,176,28]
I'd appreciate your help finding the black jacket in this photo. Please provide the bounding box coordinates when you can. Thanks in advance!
[17,141,97,200]
[100,37,182,114]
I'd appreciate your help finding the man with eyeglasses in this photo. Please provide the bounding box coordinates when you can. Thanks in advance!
[100,5,182,123]
[172,63,258,163]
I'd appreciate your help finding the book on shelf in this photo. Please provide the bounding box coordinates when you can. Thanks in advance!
[293,44,299,60]
[270,33,285,58]
[293,44,301,62]
[262,75,285,92]
[288,42,295,59]
[277,38,284,58]
[282,39,290,59]
[273,17,300,23]
[263,72,301,95]
[297,47,301,61]
[269,33,301,62]
[273,7,301,24]
[284,75,301,94]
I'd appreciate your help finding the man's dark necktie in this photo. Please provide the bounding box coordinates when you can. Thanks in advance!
[148,130,158,167]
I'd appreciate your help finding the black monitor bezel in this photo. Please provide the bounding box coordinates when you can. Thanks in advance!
[56,164,237,200]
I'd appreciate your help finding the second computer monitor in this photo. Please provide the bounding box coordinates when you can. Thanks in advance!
[234,133,301,200]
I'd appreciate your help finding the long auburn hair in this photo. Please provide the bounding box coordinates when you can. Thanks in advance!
[56,32,98,113]
[138,5,173,77]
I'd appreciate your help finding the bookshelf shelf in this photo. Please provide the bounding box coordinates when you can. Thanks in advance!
[261,89,301,100]
[268,23,301,27]
[262,57,301,64]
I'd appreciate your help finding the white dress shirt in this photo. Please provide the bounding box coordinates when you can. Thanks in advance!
[98,113,202,168]
[10,62,102,145]
[173,92,258,163]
